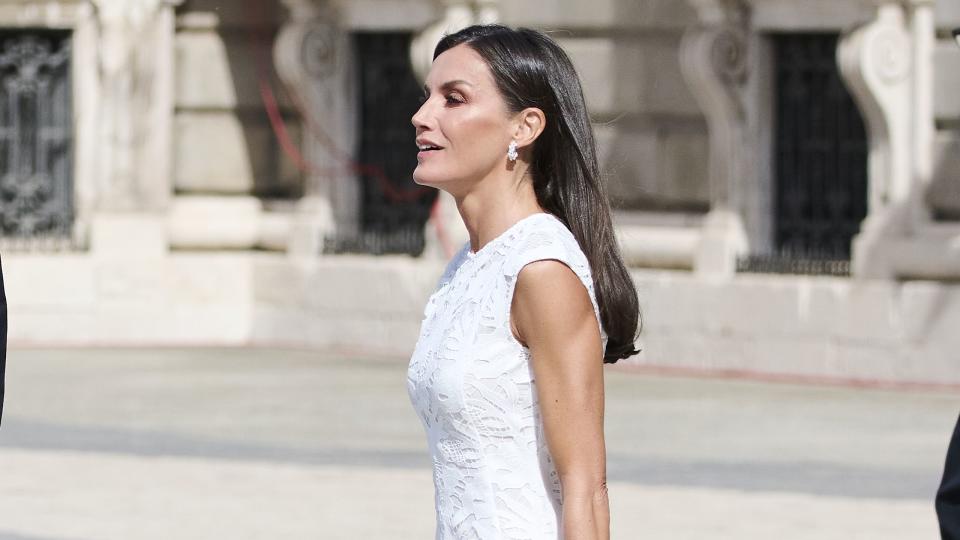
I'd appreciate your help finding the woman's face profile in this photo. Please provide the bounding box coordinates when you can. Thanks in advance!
[411,44,514,191]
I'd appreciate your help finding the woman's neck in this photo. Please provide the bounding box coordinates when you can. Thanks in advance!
[453,168,545,254]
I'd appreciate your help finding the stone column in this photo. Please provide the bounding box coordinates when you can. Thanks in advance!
[680,0,751,278]
[72,2,102,248]
[410,0,498,259]
[276,0,359,257]
[839,0,941,278]
[143,1,181,213]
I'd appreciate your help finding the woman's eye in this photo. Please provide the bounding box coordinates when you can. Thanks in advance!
[445,93,464,105]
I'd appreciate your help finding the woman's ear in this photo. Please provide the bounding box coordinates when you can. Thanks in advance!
[512,107,546,151]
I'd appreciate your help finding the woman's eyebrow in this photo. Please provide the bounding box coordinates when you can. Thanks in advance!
[423,79,475,94]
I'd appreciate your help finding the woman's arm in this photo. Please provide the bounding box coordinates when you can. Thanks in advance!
[512,260,609,540]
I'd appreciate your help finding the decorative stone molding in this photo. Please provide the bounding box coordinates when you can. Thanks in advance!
[680,0,751,277]
[275,1,359,257]
[839,0,954,279]
[838,2,913,212]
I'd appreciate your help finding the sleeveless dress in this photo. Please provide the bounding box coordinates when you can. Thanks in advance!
[407,212,606,540]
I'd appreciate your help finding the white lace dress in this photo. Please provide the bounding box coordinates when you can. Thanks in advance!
[407,212,605,540]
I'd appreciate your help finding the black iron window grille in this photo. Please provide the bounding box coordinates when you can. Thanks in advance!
[323,32,437,256]
[738,33,868,277]
[0,30,74,251]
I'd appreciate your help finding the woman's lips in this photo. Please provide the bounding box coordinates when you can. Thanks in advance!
[417,148,441,161]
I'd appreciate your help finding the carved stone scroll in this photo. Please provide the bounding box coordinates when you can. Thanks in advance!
[838,2,912,213]
[839,0,946,279]
[276,1,359,256]
[680,0,751,277]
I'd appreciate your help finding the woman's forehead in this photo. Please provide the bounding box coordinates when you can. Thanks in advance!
[427,44,493,88]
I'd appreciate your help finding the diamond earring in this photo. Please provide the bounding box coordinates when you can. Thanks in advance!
[507,141,518,162]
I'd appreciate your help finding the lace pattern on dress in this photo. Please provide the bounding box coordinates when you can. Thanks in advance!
[407,213,604,540]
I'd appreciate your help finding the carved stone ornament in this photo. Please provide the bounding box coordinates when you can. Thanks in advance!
[680,22,750,205]
[711,28,749,85]
[92,0,170,71]
[301,21,338,78]
[870,27,910,85]
[681,0,752,276]
[841,0,947,279]
[274,2,360,255]
[837,3,912,210]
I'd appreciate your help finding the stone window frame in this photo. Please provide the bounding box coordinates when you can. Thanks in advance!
[0,2,100,250]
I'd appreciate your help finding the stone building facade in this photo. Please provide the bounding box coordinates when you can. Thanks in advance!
[1,0,959,385]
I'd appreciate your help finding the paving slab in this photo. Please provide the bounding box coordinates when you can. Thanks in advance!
[0,348,956,538]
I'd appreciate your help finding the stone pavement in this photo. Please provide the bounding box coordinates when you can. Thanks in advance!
[0,348,956,539]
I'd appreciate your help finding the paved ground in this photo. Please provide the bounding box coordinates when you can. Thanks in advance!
[0,347,957,539]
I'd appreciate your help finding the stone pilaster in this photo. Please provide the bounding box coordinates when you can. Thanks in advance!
[145,1,181,213]
[86,0,181,256]
[907,0,936,228]
[276,0,359,257]
[92,0,179,212]
[680,0,751,278]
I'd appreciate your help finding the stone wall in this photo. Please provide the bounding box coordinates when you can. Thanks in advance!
[500,0,710,212]
[171,0,302,250]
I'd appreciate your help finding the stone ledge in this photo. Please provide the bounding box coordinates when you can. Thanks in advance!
[167,196,262,250]
[91,215,167,258]
[616,224,699,270]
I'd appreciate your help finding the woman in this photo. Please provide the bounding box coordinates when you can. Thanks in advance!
[407,24,640,539]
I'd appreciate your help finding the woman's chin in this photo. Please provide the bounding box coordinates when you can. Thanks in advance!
[413,165,467,193]
[412,168,442,188]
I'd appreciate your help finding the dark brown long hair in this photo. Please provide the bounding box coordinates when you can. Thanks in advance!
[435,24,641,362]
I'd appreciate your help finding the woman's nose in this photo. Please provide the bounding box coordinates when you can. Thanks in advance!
[411,100,431,130]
